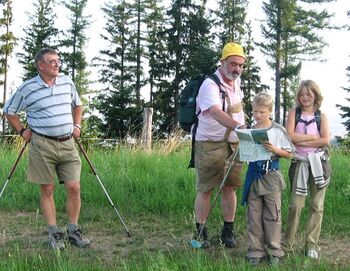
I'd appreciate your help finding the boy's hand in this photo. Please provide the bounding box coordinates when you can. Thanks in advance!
[263,142,277,154]
[263,142,291,159]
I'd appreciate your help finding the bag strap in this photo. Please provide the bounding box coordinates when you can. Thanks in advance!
[295,107,321,133]
[223,90,233,141]
[208,73,232,141]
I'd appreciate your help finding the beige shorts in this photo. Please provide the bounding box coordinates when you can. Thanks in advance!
[27,133,81,184]
[195,141,243,192]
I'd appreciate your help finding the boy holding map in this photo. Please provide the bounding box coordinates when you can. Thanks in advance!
[242,92,294,266]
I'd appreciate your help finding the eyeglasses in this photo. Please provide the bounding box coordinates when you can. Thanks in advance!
[41,60,62,66]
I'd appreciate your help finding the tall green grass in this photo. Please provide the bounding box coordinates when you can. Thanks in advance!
[0,142,349,270]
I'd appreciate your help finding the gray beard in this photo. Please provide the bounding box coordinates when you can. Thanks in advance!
[222,62,240,81]
[224,71,239,81]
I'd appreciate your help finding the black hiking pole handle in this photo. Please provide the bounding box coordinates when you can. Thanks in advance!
[0,141,28,201]
[75,138,98,175]
[8,141,28,180]
[75,138,131,237]
[196,147,239,240]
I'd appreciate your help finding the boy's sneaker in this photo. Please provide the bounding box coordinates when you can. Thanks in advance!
[49,231,65,250]
[220,226,237,248]
[306,249,319,259]
[67,228,90,248]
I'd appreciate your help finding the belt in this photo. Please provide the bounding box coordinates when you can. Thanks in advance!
[33,131,72,142]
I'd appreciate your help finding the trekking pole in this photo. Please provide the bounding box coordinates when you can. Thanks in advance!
[0,141,28,202]
[75,138,131,237]
[191,147,239,249]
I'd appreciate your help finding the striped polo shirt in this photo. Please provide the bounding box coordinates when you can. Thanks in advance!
[3,74,82,137]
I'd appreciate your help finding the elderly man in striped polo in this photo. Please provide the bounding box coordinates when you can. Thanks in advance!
[3,48,90,250]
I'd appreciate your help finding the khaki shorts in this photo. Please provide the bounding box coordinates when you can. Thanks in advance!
[195,141,243,192]
[27,133,81,184]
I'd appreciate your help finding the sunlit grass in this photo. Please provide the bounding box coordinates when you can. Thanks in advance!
[0,140,349,270]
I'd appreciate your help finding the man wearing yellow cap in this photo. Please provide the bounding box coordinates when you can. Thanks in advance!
[193,42,246,248]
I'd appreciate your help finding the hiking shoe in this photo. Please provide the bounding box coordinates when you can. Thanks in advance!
[67,228,90,248]
[220,226,237,248]
[306,249,319,259]
[49,231,65,250]
[194,225,211,249]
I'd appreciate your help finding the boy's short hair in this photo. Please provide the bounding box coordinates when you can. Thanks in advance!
[296,80,323,110]
[252,92,274,112]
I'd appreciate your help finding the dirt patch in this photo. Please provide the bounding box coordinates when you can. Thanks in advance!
[1,210,350,268]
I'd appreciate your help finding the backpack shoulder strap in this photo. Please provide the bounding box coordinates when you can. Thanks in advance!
[315,109,321,132]
[207,73,221,88]
[294,107,302,129]
[295,107,321,132]
[207,73,225,110]
[207,74,234,141]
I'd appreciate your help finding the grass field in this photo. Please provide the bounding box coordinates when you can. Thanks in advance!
[0,140,350,270]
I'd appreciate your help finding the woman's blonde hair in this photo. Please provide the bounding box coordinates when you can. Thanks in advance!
[252,91,274,112]
[296,80,323,110]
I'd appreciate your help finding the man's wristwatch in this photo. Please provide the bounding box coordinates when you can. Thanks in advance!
[18,128,26,136]
[74,124,81,129]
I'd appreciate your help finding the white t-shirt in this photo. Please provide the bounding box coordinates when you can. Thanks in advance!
[266,124,294,153]
[195,70,245,142]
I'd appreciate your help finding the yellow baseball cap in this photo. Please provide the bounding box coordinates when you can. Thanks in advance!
[220,42,246,60]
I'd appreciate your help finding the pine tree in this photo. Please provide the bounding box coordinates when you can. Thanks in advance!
[143,1,170,136]
[0,0,16,135]
[160,0,216,134]
[59,0,91,96]
[93,1,140,138]
[127,0,152,107]
[216,0,248,46]
[240,23,269,126]
[258,0,335,124]
[17,0,58,80]
[145,0,167,105]
[336,65,350,134]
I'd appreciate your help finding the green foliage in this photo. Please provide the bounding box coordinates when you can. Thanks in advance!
[0,144,350,270]
[0,0,16,134]
[216,0,248,45]
[92,1,143,138]
[17,0,59,80]
[241,23,269,126]
[59,0,91,97]
[336,65,350,133]
[258,0,335,123]
[335,135,350,153]
[160,0,217,134]
[0,0,16,74]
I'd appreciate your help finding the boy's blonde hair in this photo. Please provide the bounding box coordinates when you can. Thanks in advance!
[296,80,323,110]
[252,92,274,112]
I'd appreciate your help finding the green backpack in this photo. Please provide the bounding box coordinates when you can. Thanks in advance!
[178,73,222,132]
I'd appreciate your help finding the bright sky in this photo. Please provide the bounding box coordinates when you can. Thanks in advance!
[7,0,350,138]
